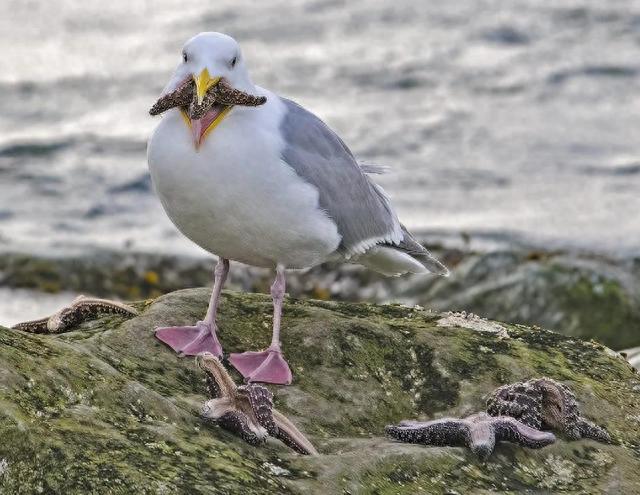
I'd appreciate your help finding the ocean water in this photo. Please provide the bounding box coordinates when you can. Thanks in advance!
[0,0,639,259]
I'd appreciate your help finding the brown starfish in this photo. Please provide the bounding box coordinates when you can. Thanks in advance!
[149,79,194,116]
[189,79,266,119]
[197,353,317,455]
[149,78,266,119]
[486,377,611,443]
[11,295,138,334]
[386,412,556,460]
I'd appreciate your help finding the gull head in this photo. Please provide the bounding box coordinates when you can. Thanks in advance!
[158,32,257,149]
[179,32,254,100]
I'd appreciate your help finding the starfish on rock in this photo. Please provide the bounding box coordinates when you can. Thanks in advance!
[11,295,138,334]
[385,412,556,460]
[486,377,611,443]
[197,353,317,455]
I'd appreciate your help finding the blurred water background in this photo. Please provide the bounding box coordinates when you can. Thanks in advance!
[0,0,639,335]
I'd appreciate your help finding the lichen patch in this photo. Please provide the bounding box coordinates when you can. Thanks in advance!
[437,311,509,338]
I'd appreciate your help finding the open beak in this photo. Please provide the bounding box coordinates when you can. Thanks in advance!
[182,69,231,150]
[193,68,220,105]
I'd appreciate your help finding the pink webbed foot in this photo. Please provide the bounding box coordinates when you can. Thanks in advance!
[229,346,292,385]
[155,321,223,357]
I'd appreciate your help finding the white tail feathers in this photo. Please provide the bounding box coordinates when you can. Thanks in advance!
[354,245,449,277]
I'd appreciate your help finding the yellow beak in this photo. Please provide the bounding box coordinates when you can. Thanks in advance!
[193,68,220,105]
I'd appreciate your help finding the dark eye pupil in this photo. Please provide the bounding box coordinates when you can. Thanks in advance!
[231,57,237,67]
[183,53,188,62]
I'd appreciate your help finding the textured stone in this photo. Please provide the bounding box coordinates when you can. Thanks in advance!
[2,248,639,350]
[0,288,639,493]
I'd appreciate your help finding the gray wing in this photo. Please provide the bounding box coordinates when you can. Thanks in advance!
[279,97,402,256]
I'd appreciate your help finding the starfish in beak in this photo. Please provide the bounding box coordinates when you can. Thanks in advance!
[188,69,230,149]
[149,71,266,150]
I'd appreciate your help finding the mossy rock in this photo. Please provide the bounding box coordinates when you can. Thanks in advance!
[3,249,639,350]
[415,252,640,350]
[0,288,639,494]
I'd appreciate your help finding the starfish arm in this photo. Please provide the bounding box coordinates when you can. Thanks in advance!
[487,378,610,444]
[197,354,237,399]
[47,307,78,332]
[213,79,267,107]
[466,414,497,459]
[386,418,468,447]
[272,409,318,455]
[240,384,277,434]
[201,397,235,419]
[486,394,528,421]
[544,380,606,441]
[562,423,583,440]
[11,296,137,334]
[576,418,611,443]
[72,297,138,316]
[45,297,138,333]
[11,317,50,333]
[149,80,194,115]
[204,372,222,399]
[493,416,556,449]
[189,90,218,119]
[216,410,268,446]
[486,383,544,429]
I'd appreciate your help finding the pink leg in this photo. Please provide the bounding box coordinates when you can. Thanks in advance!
[155,258,229,357]
[229,265,292,385]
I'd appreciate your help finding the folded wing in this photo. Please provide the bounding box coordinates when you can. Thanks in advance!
[279,97,448,276]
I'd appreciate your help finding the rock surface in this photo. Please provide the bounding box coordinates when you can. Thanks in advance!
[1,288,639,494]
[2,248,639,350]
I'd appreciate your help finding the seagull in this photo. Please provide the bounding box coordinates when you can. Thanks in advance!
[147,32,448,385]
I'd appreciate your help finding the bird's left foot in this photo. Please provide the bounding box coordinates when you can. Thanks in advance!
[229,345,292,385]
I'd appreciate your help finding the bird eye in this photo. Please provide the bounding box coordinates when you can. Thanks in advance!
[230,56,237,68]
[182,52,188,63]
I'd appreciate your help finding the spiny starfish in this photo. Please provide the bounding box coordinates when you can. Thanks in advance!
[11,296,138,334]
[197,353,317,455]
[149,79,193,116]
[486,377,611,443]
[149,78,266,118]
[385,412,556,460]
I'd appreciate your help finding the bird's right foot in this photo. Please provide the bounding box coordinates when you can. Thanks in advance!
[155,321,223,357]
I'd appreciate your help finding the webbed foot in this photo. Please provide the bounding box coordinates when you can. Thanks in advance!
[155,321,223,357]
[229,345,292,385]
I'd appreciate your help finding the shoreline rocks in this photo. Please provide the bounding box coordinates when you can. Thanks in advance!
[0,288,639,493]
[1,246,638,349]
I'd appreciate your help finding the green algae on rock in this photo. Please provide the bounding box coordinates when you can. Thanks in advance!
[403,250,640,351]
[0,288,639,493]
[2,248,639,350]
